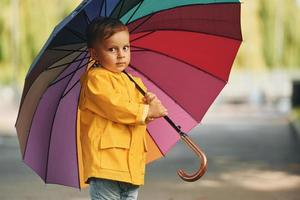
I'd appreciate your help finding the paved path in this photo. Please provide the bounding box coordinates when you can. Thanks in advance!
[1,103,300,200]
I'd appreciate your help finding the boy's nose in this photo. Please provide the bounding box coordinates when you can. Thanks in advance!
[117,50,126,58]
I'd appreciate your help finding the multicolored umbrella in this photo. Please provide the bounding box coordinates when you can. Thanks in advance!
[15,0,242,189]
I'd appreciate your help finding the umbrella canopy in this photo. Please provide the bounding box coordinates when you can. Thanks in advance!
[15,0,242,189]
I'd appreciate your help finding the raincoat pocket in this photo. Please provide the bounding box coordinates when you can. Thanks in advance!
[98,123,131,149]
[98,126,131,172]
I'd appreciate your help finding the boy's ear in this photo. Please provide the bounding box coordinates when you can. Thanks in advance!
[88,48,98,61]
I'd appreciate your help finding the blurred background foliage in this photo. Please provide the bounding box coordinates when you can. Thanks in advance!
[234,0,300,69]
[0,0,300,87]
[0,0,81,87]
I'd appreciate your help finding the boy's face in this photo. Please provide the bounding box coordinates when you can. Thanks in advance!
[89,29,130,73]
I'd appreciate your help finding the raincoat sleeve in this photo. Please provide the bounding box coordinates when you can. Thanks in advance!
[84,71,149,125]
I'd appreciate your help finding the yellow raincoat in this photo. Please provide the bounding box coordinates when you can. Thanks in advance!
[77,65,149,187]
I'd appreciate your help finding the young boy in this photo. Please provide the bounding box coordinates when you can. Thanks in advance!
[78,16,168,200]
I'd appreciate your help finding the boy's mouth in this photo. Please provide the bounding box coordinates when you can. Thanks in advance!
[116,62,126,65]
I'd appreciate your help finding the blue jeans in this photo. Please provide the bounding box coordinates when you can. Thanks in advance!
[88,177,140,200]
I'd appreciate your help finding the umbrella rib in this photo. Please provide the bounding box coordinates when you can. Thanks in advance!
[125,2,241,27]
[17,45,87,120]
[129,13,154,34]
[48,56,91,88]
[110,0,143,20]
[116,0,125,19]
[128,63,198,122]
[130,45,227,83]
[45,46,87,70]
[131,49,146,52]
[44,52,87,183]
[46,56,90,71]
[133,28,241,42]
[124,5,242,41]
[130,30,155,43]
[74,79,83,189]
[49,48,88,53]
[23,51,88,161]
[97,0,105,17]
[108,0,122,18]
[82,10,91,24]
[65,27,86,42]
[125,0,145,25]
[43,44,87,71]
[126,8,241,41]
[22,50,88,179]
[62,79,80,99]
[104,0,107,17]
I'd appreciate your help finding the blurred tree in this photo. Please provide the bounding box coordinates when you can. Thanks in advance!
[258,0,300,68]
[0,0,300,87]
[282,0,300,67]
[0,0,81,87]
[0,0,14,84]
[234,0,266,70]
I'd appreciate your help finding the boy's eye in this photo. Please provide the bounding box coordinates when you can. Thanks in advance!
[108,46,130,52]
[108,48,116,52]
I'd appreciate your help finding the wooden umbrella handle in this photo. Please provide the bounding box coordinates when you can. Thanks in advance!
[177,133,208,182]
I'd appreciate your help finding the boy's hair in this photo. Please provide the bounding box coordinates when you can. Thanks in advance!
[86,16,128,48]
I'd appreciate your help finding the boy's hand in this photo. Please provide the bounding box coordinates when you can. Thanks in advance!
[147,97,168,119]
[143,92,157,104]
[143,92,168,123]
[145,116,155,123]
